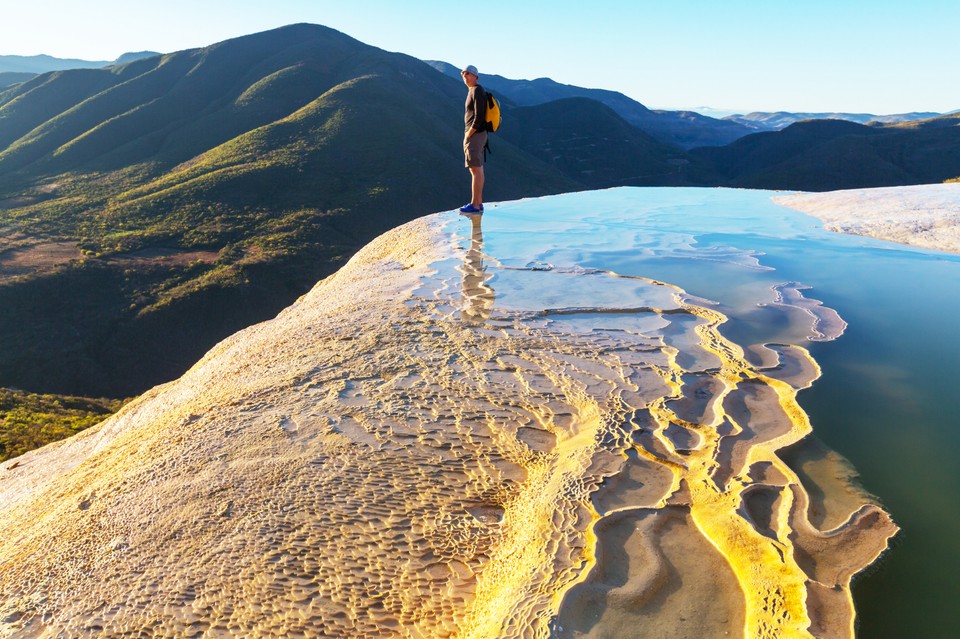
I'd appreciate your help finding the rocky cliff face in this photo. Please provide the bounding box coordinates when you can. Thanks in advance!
[0,215,453,636]
[0,194,897,638]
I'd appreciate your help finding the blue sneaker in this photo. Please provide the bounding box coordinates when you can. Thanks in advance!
[459,203,483,214]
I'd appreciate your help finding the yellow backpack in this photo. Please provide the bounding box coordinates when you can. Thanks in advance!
[484,93,501,132]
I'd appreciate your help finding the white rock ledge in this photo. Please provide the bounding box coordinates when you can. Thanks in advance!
[773,183,960,254]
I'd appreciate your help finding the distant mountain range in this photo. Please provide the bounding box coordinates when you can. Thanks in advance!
[495,97,709,188]
[3,51,952,139]
[0,51,160,73]
[426,61,751,149]
[0,52,159,86]
[1,23,958,403]
[692,115,960,190]
[0,72,34,88]
[725,110,946,131]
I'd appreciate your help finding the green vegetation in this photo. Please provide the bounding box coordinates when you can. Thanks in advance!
[2,23,958,458]
[0,388,126,462]
[0,24,578,401]
[499,98,715,187]
[691,115,960,191]
[0,71,36,88]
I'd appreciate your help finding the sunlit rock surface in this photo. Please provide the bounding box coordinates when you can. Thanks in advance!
[0,188,897,638]
[774,183,960,254]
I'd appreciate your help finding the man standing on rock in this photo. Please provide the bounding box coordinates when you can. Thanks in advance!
[460,64,487,214]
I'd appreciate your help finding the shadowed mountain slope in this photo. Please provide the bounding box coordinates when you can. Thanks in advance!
[498,98,713,187]
[2,22,957,403]
[1,27,448,177]
[0,72,35,88]
[0,52,160,73]
[0,24,580,397]
[0,52,160,89]
[691,114,960,191]
[426,60,752,149]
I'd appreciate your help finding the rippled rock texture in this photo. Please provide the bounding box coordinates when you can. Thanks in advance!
[0,194,897,638]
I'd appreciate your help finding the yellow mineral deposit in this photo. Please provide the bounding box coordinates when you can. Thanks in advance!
[0,211,897,638]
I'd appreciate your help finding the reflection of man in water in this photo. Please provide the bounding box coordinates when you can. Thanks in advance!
[461,214,495,321]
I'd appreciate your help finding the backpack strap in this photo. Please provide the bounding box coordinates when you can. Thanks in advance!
[483,138,491,161]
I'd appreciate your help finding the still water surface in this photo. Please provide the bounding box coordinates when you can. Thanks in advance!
[479,187,960,638]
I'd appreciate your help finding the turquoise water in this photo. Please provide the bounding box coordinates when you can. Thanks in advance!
[474,187,960,638]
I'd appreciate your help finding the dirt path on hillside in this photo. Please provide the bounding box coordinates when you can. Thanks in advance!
[0,242,220,281]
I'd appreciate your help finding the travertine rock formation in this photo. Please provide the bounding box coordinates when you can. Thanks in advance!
[0,208,897,638]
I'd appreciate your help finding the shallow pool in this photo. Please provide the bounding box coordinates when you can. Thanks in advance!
[472,187,960,638]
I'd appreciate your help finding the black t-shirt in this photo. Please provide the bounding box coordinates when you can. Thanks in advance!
[464,84,488,133]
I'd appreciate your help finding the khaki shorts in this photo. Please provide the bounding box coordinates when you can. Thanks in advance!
[464,130,488,168]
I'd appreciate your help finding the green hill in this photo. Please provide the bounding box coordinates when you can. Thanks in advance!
[3,22,958,454]
[0,389,125,462]
[498,98,713,187]
[5,24,663,401]
[0,72,35,88]
[691,114,960,190]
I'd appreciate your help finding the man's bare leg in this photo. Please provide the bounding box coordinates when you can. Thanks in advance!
[470,166,484,209]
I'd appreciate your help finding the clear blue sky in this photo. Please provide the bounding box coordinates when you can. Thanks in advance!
[3,0,958,114]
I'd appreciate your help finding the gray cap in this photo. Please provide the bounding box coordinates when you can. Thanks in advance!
[461,64,479,76]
